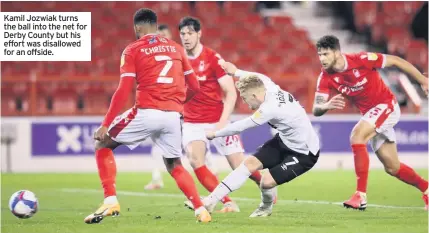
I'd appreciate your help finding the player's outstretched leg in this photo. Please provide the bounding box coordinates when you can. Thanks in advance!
[85,139,121,224]
[226,151,277,206]
[344,121,375,211]
[202,155,273,213]
[185,141,236,211]
[375,141,429,210]
[144,144,164,190]
[165,157,211,223]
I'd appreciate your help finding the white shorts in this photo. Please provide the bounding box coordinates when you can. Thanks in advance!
[362,101,401,152]
[182,122,244,156]
[108,107,182,158]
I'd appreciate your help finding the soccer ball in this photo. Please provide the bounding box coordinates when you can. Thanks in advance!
[9,190,38,219]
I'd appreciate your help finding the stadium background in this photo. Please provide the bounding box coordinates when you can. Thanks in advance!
[1,1,428,173]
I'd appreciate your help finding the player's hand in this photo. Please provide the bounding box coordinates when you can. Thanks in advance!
[94,126,109,141]
[219,61,238,76]
[325,94,346,110]
[206,131,216,140]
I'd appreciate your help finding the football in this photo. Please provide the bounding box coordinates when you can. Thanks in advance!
[9,190,38,219]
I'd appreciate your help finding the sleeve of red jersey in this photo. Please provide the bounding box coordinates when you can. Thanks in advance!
[315,72,330,96]
[180,49,200,95]
[212,53,228,80]
[101,48,135,127]
[357,52,387,70]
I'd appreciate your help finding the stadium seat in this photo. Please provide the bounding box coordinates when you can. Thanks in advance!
[2,1,423,116]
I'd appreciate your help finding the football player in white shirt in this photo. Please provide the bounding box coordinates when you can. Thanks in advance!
[204,61,320,217]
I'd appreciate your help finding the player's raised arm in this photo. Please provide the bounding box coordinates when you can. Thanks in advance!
[100,50,135,130]
[312,73,345,116]
[215,54,237,128]
[382,54,428,95]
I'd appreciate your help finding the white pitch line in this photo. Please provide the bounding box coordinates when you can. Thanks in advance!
[61,188,424,210]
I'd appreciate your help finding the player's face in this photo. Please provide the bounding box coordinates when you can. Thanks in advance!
[180,26,201,51]
[158,29,172,40]
[318,48,337,70]
[240,90,261,110]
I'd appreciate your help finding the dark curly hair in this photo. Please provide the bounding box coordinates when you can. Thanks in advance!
[316,35,341,50]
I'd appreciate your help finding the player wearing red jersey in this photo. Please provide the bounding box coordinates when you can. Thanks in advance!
[312,35,429,210]
[85,9,211,224]
[178,17,266,213]
[144,23,173,191]
[145,23,219,191]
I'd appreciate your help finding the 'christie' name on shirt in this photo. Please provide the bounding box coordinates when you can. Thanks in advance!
[141,45,177,55]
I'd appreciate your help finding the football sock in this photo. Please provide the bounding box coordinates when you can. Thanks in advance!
[194,165,232,204]
[250,171,262,185]
[206,163,251,205]
[351,144,369,193]
[394,163,429,192]
[96,148,117,198]
[104,196,118,205]
[152,168,162,183]
[171,165,203,209]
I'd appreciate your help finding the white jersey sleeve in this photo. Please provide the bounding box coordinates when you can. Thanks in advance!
[214,102,275,137]
[234,69,280,93]
[214,117,259,137]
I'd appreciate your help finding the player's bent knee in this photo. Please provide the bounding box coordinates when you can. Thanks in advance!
[164,157,182,173]
[94,137,119,151]
[349,131,366,145]
[243,156,263,173]
[186,141,206,169]
[260,173,277,189]
[94,140,108,150]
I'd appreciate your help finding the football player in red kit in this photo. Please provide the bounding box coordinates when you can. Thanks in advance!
[178,17,267,213]
[85,9,211,224]
[312,35,428,210]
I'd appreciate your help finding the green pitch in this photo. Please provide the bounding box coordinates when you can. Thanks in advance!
[2,170,428,233]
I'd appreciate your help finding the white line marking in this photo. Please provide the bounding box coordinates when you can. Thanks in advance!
[61,188,423,210]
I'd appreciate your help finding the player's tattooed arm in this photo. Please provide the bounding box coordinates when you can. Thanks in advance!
[312,93,329,117]
[313,93,346,116]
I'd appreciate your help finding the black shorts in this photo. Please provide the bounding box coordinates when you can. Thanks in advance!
[253,134,319,185]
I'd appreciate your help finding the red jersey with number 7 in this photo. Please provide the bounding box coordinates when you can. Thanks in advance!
[316,52,396,115]
[120,34,199,113]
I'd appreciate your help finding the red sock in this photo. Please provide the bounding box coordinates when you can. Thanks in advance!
[395,163,428,192]
[96,148,117,198]
[171,165,203,209]
[351,144,369,193]
[250,171,262,185]
[194,165,232,204]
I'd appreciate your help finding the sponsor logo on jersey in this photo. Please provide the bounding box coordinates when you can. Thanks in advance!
[197,75,206,81]
[337,78,367,95]
[338,85,351,95]
[354,77,367,87]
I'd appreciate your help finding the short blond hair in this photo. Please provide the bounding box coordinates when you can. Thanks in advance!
[235,75,264,93]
